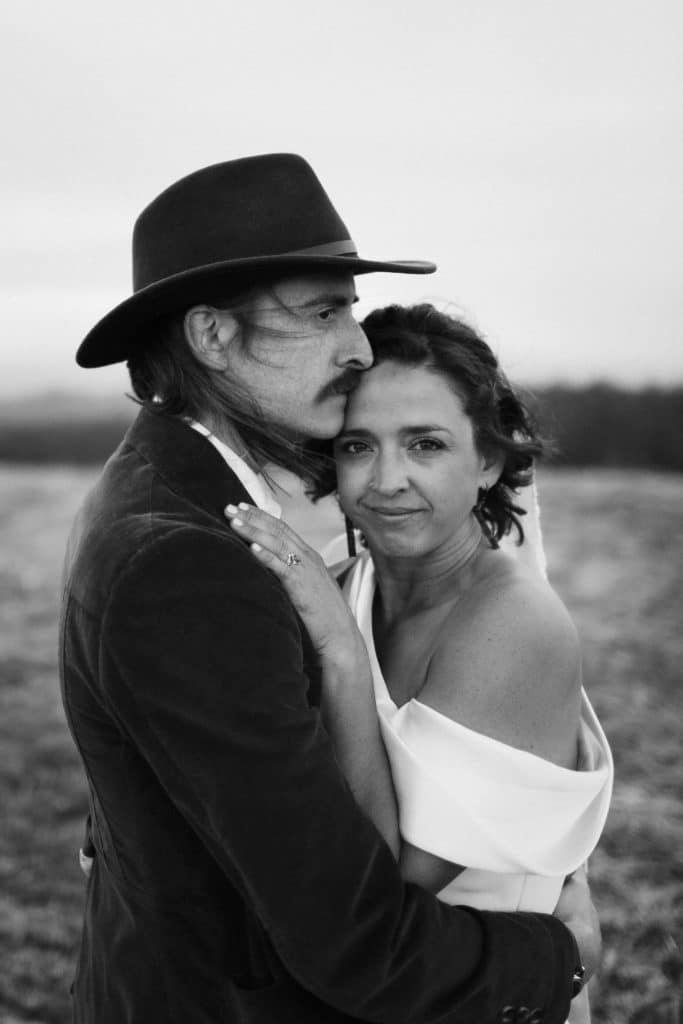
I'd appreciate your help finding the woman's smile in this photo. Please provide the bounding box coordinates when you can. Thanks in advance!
[361,504,427,522]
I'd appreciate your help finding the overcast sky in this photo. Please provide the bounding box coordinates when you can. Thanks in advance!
[2,0,681,399]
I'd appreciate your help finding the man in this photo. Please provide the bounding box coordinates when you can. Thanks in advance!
[61,153,591,1023]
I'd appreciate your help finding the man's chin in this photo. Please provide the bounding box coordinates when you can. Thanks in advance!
[277,398,345,443]
[306,402,346,440]
[284,420,343,445]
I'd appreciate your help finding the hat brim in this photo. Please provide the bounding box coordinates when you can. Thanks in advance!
[77,253,437,367]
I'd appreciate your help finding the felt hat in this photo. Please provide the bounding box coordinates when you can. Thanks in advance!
[76,153,436,367]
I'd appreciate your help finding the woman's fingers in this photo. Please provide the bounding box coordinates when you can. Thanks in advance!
[247,540,292,579]
[225,503,308,565]
[225,499,296,557]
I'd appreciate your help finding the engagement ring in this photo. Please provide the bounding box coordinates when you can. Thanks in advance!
[285,552,302,568]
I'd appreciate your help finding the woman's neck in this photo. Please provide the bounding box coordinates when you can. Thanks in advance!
[371,516,487,625]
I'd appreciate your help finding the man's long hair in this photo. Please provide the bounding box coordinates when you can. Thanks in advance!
[127,283,328,487]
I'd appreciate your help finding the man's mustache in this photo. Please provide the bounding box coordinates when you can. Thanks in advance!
[320,370,363,400]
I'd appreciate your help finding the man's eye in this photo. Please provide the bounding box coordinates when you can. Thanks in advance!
[318,307,336,322]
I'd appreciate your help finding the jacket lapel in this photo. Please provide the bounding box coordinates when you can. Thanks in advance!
[121,407,323,706]
[122,406,255,524]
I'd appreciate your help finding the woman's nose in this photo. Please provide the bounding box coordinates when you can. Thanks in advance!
[372,454,409,494]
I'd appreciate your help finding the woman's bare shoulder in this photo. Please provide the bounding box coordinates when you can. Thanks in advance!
[420,560,582,766]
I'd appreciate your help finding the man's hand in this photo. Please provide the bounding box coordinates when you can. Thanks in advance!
[554,865,602,983]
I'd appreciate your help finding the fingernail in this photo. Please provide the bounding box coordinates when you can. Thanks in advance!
[251,543,262,552]
[225,504,237,515]
[232,518,243,527]
[238,502,250,511]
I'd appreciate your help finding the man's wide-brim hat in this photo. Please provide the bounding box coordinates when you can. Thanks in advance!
[77,153,436,367]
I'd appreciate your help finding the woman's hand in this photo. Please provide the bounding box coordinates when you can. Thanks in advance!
[224,503,362,666]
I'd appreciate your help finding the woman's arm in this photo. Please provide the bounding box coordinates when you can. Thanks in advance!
[225,503,400,856]
[316,635,401,857]
[321,636,465,891]
[399,842,466,893]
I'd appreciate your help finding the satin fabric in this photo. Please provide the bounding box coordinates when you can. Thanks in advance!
[343,551,613,914]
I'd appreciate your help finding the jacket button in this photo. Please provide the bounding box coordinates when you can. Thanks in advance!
[501,1007,516,1024]
[517,1009,530,1023]
[528,1010,543,1024]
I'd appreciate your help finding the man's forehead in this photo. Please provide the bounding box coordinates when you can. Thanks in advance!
[271,270,358,305]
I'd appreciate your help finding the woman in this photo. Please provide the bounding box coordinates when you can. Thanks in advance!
[226,304,613,1022]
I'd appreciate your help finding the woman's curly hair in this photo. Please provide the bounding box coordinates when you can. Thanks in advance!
[308,303,548,545]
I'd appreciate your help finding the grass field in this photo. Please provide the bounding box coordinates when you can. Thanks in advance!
[0,464,681,1023]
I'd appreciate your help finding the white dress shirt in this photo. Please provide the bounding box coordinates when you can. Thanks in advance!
[188,420,282,519]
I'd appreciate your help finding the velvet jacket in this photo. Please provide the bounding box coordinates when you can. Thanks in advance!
[59,407,577,1024]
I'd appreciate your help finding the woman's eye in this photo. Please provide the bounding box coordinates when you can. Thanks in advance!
[339,440,370,455]
[411,438,443,452]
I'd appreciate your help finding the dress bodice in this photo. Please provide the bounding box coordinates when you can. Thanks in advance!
[343,551,614,913]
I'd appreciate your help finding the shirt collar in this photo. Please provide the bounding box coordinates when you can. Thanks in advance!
[187,420,282,519]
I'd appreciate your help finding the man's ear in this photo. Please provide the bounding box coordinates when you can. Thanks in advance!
[184,305,240,370]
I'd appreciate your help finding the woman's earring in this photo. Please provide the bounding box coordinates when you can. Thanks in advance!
[472,486,499,549]
[345,515,357,558]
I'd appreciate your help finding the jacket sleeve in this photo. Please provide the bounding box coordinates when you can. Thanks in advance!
[101,525,576,1024]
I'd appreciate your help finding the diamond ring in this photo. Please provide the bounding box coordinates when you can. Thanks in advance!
[285,552,302,568]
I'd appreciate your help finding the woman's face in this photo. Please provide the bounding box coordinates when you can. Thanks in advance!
[335,360,498,559]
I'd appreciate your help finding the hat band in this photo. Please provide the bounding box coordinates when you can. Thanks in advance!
[282,239,357,257]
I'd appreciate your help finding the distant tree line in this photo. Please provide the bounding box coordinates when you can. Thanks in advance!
[528,385,683,472]
[0,385,681,471]
[0,418,133,465]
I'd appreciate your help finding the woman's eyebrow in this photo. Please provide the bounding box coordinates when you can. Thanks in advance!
[400,424,450,434]
[338,425,451,437]
[337,428,374,438]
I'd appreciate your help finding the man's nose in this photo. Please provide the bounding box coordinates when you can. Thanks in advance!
[339,319,373,370]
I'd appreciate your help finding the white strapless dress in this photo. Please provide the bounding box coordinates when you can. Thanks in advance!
[342,551,614,913]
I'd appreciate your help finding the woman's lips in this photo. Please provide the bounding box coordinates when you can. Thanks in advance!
[362,506,425,518]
